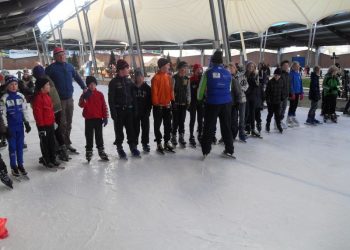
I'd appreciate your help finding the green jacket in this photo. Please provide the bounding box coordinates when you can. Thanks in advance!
[47,76,62,113]
[323,73,339,96]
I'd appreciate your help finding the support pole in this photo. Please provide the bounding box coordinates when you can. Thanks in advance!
[0,53,3,70]
[310,23,317,67]
[120,0,136,69]
[315,46,320,66]
[48,14,58,47]
[32,28,43,65]
[217,0,230,64]
[258,33,263,63]
[74,0,87,62]
[209,0,220,50]
[82,6,99,76]
[277,48,282,66]
[57,21,64,50]
[129,0,146,75]
[200,49,205,66]
[306,24,313,66]
[262,30,268,62]
[179,44,183,60]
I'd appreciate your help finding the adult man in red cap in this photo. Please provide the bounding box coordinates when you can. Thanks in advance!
[45,47,87,156]
[108,59,140,159]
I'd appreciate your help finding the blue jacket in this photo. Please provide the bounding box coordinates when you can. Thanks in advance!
[45,62,86,100]
[197,65,232,105]
[0,91,29,128]
[289,69,303,95]
[308,72,320,101]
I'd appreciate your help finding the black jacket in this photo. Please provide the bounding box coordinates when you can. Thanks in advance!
[108,75,137,119]
[280,70,290,99]
[245,73,262,103]
[265,77,284,105]
[308,72,320,101]
[134,82,152,116]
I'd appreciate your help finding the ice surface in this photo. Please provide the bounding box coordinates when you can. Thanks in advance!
[1,84,350,250]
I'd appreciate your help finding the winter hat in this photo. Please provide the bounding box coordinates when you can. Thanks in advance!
[86,76,97,86]
[53,47,64,55]
[134,68,143,78]
[5,75,18,86]
[274,68,282,75]
[157,58,169,69]
[35,77,49,90]
[32,65,45,79]
[177,61,188,70]
[211,50,223,64]
[192,64,202,72]
[116,59,129,71]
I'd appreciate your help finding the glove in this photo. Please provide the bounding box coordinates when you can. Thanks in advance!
[5,127,11,139]
[300,94,304,101]
[102,118,108,127]
[82,89,92,100]
[24,122,31,133]
[290,94,296,101]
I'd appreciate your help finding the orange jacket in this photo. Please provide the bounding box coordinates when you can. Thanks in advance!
[151,71,174,106]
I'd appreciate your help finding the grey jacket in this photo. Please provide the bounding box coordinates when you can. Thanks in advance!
[237,72,248,103]
[231,74,242,105]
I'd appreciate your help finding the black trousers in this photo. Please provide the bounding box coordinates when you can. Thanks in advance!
[134,114,150,145]
[288,94,300,116]
[266,103,281,126]
[38,125,56,164]
[172,105,187,135]
[189,102,203,137]
[245,99,257,131]
[54,111,65,147]
[85,119,104,151]
[202,103,234,155]
[113,108,137,150]
[153,106,172,144]
[0,154,8,174]
[323,95,337,115]
[231,105,239,140]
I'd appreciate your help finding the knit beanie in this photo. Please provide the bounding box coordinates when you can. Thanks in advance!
[5,75,18,86]
[32,65,45,79]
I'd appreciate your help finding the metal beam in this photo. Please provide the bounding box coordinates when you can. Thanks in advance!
[82,6,99,76]
[129,0,146,75]
[74,0,87,62]
[57,21,64,50]
[217,0,230,64]
[32,28,43,65]
[120,0,136,69]
[209,0,220,49]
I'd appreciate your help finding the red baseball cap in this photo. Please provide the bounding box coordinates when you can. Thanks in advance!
[53,47,64,55]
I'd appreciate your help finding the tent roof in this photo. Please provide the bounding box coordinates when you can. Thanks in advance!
[52,0,350,49]
[0,0,62,49]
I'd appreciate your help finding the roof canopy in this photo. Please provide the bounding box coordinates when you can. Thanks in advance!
[51,0,350,49]
[0,0,62,49]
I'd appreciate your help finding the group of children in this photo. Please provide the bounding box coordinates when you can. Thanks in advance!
[0,54,342,189]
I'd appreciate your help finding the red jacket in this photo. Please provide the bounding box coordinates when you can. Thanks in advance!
[32,92,55,126]
[79,89,108,119]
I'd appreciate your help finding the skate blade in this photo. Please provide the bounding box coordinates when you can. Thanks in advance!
[21,175,30,180]
[222,154,236,159]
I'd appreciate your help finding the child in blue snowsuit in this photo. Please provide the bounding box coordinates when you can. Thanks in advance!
[0,76,31,178]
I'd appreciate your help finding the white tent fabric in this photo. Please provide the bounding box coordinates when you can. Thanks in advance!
[53,0,350,45]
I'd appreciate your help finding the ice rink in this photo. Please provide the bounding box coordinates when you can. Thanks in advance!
[1,84,350,250]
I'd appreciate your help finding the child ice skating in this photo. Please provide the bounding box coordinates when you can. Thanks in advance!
[322,65,340,123]
[133,69,152,153]
[306,66,321,125]
[265,68,284,133]
[32,77,60,170]
[0,75,31,180]
[79,76,109,162]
